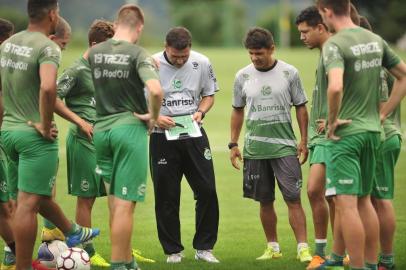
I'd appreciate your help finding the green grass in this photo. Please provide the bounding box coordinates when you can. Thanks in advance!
[2,47,406,270]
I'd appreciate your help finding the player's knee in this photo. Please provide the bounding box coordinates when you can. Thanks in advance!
[307,187,324,202]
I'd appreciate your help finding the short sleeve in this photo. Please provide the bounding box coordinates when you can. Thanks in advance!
[57,68,78,99]
[322,42,344,72]
[201,60,219,97]
[38,44,61,67]
[232,73,246,108]
[136,51,159,84]
[290,70,308,106]
[382,40,401,70]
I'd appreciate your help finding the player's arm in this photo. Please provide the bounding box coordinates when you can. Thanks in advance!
[34,63,58,140]
[230,107,244,170]
[295,104,309,165]
[145,79,163,129]
[381,61,406,121]
[55,99,93,141]
[193,95,214,123]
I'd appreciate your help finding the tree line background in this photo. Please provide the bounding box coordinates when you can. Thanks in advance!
[0,0,405,48]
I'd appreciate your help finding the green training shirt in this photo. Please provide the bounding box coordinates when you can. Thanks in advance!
[322,27,400,137]
[0,31,60,131]
[309,55,328,147]
[57,57,96,125]
[88,39,158,131]
[233,60,308,159]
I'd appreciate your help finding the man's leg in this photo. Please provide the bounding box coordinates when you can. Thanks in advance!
[76,197,96,256]
[150,134,184,255]
[14,192,42,270]
[335,195,365,268]
[259,201,278,243]
[307,163,329,259]
[358,196,379,266]
[110,196,135,263]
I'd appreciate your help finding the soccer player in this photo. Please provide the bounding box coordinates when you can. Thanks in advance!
[359,17,402,270]
[0,17,16,270]
[316,0,406,269]
[150,26,220,264]
[88,4,163,270]
[230,27,312,263]
[48,16,71,51]
[53,19,114,267]
[40,16,72,243]
[295,6,332,269]
[0,1,99,269]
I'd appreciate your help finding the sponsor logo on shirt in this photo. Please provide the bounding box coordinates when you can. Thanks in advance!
[93,67,129,79]
[350,42,381,56]
[192,61,199,69]
[3,42,33,57]
[94,53,130,65]
[162,97,195,107]
[0,57,28,70]
[354,58,382,72]
[250,104,285,113]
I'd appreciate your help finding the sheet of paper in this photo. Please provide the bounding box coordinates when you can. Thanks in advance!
[165,114,202,140]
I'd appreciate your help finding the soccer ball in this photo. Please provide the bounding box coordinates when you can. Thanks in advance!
[37,240,69,268]
[57,248,90,270]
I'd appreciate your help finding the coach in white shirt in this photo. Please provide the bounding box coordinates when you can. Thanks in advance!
[149,26,220,264]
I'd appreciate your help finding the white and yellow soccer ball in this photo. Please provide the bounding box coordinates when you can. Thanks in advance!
[57,247,91,270]
[37,240,69,268]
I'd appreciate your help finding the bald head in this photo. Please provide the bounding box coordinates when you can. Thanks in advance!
[49,16,71,50]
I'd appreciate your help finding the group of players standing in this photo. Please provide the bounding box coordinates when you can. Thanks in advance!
[0,1,406,270]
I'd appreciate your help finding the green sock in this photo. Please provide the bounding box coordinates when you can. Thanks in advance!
[110,261,126,270]
[379,253,394,267]
[125,259,138,270]
[65,222,80,236]
[43,218,56,229]
[2,247,16,266]
[315,239,327,258]
[331,252,344,263]
[365,262,377,270]
[83,241,96,257]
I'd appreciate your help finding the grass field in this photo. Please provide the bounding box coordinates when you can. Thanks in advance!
[2,47,406,270]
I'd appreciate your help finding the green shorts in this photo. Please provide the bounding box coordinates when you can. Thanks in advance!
[1,131,58,197]
[372,135,401,199]
[325,132,380,197]
[309,144,327,165]
[7,160,18,200]
[66,128,106,198]
[94,124,148,202]
[0,144,9,202]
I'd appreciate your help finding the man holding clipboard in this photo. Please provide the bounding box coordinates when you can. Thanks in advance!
[150,27,220,264]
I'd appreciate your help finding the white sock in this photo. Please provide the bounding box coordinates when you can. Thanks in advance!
[297,242,309,253]
[267,242,280,252]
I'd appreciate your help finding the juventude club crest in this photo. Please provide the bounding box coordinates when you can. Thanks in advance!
[81,179,89,191]
[172,79,182,91]
[204,148,212,160]
[261,85,272,96]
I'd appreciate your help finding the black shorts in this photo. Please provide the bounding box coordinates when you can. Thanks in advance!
[243,156,302,202]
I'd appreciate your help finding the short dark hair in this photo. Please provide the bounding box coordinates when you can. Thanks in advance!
[244,27,274,50]
[54,17,71,39]
[165,27,192,50]
[27,0,58,23]
[88,19,115,46]
[317,0,350,16]
[116,4,144,27]
[295,6,327,30]
[359,16,372,31]
[0,18,14,43]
